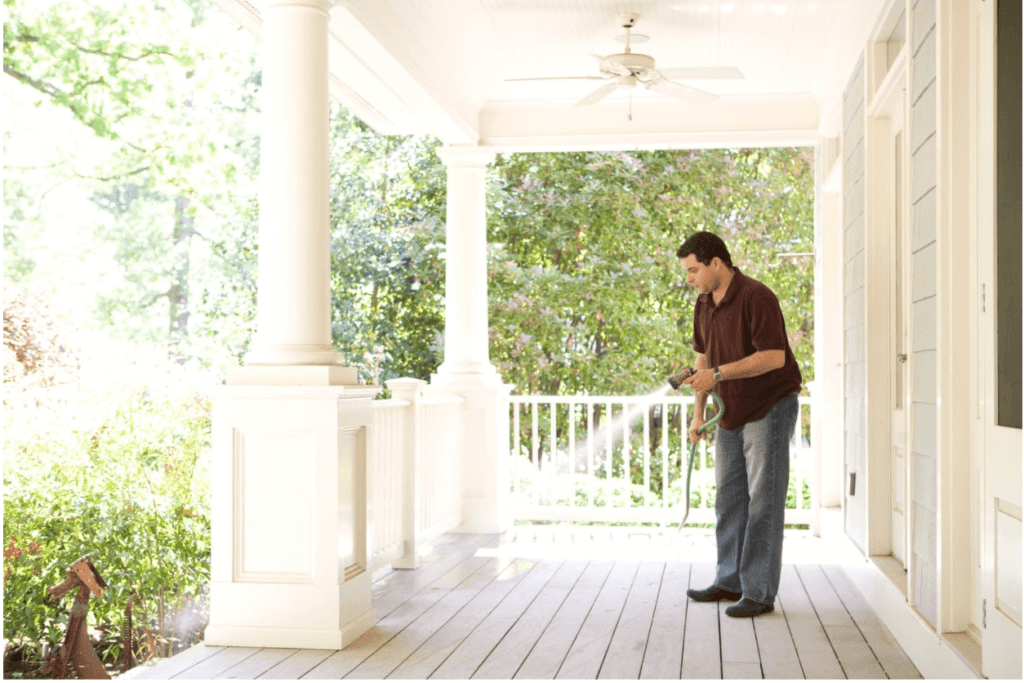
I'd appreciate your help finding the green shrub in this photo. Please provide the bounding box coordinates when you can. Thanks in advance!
[3,383,211,669]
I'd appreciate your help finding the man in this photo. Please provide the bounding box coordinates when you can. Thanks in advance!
[678,231,802,618]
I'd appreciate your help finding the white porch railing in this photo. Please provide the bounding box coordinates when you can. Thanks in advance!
[508,394,813,527]
[368,380,464,572]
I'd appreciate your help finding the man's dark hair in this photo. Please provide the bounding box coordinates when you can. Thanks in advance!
[677,231,733,268]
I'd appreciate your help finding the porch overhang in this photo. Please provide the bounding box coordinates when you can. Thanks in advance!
[213,0,889,151]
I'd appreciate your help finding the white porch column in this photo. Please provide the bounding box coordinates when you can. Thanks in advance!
[432,145,512,534]
[242,0,345,371]
[206,0,376,651]
[434,145,500,382]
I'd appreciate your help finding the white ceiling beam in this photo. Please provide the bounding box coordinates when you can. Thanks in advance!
[479,96,820,152]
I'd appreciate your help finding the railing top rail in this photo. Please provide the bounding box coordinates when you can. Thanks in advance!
[509,394,694,404]
[421,395,466,406]
[509,394,812,404]
[372,399,412,409]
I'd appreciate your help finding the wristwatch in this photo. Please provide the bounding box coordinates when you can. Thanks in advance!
[712,366,724,382]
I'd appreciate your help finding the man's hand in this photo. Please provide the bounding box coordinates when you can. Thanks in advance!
[683,367,718,394]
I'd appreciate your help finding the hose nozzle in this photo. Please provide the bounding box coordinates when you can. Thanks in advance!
[667,367,694,390]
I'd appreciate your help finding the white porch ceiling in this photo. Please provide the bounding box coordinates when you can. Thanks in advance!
[214,0,889,150]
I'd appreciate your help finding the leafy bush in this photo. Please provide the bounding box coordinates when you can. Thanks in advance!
[3,375,212,670]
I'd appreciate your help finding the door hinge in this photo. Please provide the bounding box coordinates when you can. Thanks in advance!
[983,599,987,628]
[982,283,986,313]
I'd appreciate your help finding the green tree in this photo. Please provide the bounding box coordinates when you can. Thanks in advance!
[4,0,262,366]
[487,147,815,397]
[327,106,448,384]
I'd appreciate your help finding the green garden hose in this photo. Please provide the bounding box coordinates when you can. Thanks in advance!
[678,390,725,530]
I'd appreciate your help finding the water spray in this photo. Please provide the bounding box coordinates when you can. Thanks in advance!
[668,367,725,529]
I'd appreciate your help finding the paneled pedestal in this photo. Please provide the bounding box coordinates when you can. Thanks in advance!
[205,383,379,649]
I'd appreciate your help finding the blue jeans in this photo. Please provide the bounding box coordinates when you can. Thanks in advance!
[711,393,798,605]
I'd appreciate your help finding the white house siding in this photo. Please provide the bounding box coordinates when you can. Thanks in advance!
[909,0,939,629]
[842,55,867,553]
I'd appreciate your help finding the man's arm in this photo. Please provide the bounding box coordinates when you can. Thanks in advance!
[692,352,709,413]
[684,349,785,394]
[719,349,785,380]
[689,353,710,442]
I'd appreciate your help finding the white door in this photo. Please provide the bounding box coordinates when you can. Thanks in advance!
[889,97,910,569]
[974,0,1022,677]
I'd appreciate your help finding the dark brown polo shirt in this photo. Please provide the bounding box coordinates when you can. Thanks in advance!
[692,267,803,430]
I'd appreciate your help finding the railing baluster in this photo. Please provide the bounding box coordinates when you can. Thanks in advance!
[605,401,612,506]
[513,401,521,500]
[549,399,557,508]
[569,401,576,508]
[661,400,669,516]
[642,399,650,508]
[623,401,630,507]
[531,401,539,506]
[586,401,594,508]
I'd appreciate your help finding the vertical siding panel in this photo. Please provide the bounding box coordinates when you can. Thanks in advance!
[843,54,868,551]
[909,0,939,629]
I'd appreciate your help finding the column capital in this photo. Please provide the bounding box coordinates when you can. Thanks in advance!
[436,145,497,169]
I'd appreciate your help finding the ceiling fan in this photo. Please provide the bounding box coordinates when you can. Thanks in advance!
[505,12,744,107]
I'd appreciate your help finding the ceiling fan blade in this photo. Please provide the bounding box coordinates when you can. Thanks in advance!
[505,76,609,82]
[656,66,745,81]
[647,79,718,104]
[591,53,631,77]
[575,81,620,107]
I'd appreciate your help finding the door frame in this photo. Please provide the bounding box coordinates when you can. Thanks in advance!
[864,40,910,567]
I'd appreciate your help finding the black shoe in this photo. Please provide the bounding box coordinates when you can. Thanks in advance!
[686,585,743,602]
[725,597,775,617]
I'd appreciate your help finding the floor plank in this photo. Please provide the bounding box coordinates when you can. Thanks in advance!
[172,647,260,679]
[639,562,689,680]
[372,534,490,617]
[822,564,923,679]
[428,558,565,679]
[796,564,887,679]
[681,562,722,680]
[256,650,333,679]
[131,644,225,679]
[215,648,297,679]
[386,559,538,679]
[718,595,760,666]
[555,561,639,679]
[347,555,517,679]
[776,565,844,679]
[724,661,764,679]
[752,601,804,679]
[598,562,664,679]
[514,560,614,679]
[471,560,589,678]
[303,552,496,679]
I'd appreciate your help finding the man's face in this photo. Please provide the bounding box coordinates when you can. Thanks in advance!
[681,254,717,294]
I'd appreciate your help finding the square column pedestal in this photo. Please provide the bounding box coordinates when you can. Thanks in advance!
[430,377,515,535]
[205,377,380,650]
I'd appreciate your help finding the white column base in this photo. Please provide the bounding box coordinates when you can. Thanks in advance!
[426,379,514,534]
[243,345,346,367]
[208,384,379,650]
[227,365,361,386]
[431,366,503,386]
[205,580,375,650]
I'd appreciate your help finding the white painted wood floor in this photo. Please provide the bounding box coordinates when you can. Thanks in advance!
[124,528,922,680]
